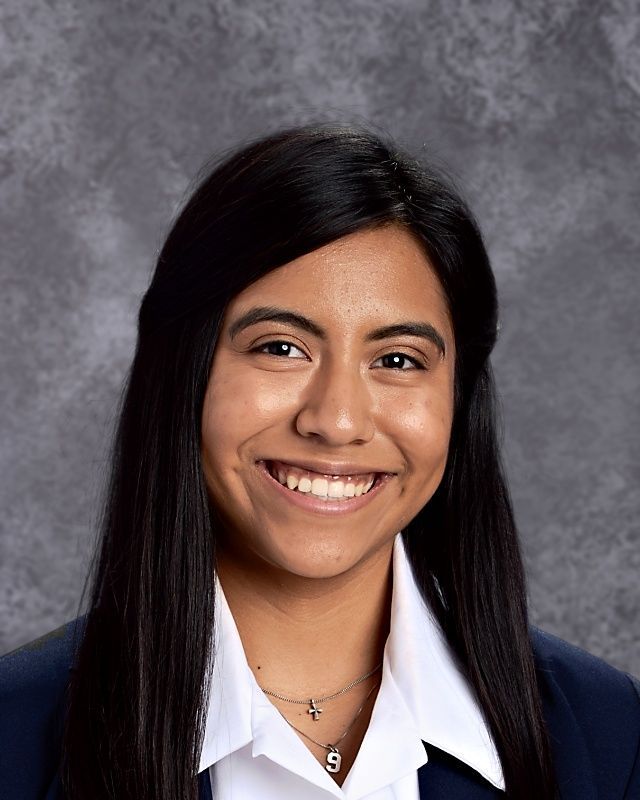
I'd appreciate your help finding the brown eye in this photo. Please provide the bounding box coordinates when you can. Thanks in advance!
[253,340,306,358]
[373,352,425,370]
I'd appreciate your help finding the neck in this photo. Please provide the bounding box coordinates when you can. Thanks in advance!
[216,540,394,696]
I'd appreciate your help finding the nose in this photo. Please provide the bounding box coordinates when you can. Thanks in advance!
[295,358,375,445]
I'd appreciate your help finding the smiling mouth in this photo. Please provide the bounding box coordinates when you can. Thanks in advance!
[263,460,384,501]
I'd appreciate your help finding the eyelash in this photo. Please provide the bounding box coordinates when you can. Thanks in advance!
[252,340,427,370]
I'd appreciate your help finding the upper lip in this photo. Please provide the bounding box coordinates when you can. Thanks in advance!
[261,458,394,477]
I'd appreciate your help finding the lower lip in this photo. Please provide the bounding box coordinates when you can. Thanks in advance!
[256,461,393,515]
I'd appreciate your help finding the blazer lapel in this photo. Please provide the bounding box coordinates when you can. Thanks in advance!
[417,742,502,798]
[417,660,600,800]
[44,774,63,800]
[537,662,598,800]
[198,768,213,800]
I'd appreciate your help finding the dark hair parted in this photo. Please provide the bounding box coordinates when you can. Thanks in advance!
[61,123,558,798]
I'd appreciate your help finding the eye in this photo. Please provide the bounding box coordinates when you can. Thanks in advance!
[373,352,426,370]
[252,340,307,359]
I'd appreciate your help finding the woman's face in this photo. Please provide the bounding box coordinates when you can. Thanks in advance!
[201,224,456,580]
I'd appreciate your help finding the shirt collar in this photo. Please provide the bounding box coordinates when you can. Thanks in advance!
[198,582,255,770]
[199,533,505,791]
[387,533,505,790]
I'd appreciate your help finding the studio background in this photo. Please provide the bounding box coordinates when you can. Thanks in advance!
[1,0,638,674]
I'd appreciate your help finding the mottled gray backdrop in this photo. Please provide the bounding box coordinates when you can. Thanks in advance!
[1,0,638,673]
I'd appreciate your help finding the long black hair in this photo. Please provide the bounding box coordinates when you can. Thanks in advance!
[61,123,558,798]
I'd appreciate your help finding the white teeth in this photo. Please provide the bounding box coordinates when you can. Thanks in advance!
[311,478,328,497]
[327,481,345,498]
[269,463,379,500]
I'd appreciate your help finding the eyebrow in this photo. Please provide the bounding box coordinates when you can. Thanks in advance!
[228,305,447,357]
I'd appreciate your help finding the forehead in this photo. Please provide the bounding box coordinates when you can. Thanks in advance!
[226,225,453,340]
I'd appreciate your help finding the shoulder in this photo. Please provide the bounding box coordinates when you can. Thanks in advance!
[530,625,640,797]
[530,624,640,713]
[0,616,86,719]
[0,617,86,798]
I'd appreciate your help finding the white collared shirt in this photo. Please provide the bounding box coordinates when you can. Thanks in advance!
[198,533,505,798]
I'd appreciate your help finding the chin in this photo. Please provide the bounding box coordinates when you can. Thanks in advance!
[255,528,390,581]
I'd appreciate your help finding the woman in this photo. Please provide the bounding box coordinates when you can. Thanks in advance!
[1,123,638,800]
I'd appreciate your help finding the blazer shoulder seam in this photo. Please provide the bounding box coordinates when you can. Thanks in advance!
[625,671,640,703]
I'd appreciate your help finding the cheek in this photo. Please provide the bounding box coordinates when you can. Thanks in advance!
[249,380,303,419]
[388,393,451,439]
[207,370,302,428]
[201,372,243,477]
[201,366,303,463]
[384,393,453,474]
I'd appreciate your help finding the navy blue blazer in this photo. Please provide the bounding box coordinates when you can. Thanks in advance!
[1,617,639,799]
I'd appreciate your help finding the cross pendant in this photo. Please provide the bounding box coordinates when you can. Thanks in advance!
[307,699,323,721]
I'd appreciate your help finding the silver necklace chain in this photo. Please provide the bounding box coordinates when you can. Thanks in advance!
[276,679,380,774]
[259,662,382,705]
